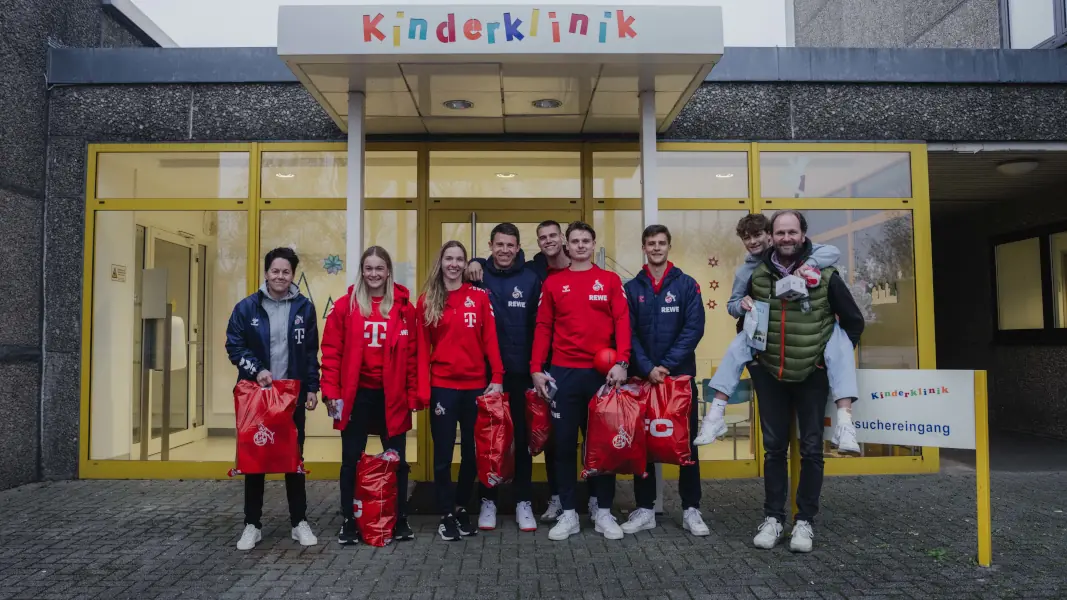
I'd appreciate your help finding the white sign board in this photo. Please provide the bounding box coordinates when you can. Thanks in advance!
[823,369,976,450]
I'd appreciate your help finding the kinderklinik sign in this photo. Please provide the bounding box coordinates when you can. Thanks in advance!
[278,5,725,57]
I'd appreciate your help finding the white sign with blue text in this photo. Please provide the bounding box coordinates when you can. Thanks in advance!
[823,369,976,450]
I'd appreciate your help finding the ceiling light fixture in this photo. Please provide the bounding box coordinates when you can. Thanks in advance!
[995,159,1039,176]
[532,98,563,109]
[442,99,474,110]
[715,173,734,179]
[496,172,517,179]
[275,173,295,178]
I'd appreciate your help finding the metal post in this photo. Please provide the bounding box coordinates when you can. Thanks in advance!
[161,303,172,462]
[974,370,993,567]
[138,320,151,461]
[639,90,658,227]
[346,91,367,287]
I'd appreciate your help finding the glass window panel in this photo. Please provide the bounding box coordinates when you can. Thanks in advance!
[996,237,1044,330]
[96,152,249,199]
[1052,232,1067,328]
[593,151,749,198]
[260,151,417,198]
[429,151,581,198]
[260,209,420,457]
[89,210,247,460]
[1008,0,1055,48]
[760,152,911,198]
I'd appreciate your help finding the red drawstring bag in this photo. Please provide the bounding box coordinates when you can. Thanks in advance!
[525,389,552,456]
[231,379,301,475]
[354,450,401,547]
[475,392,515,488]
[646,375,695,466]
[582,380,649,479]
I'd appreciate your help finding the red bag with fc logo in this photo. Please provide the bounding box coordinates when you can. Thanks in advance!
[525,389,552,456]
[475,392,515,487]
[646,375,695,466]
[354,450,401,547]
[582,380,649,479]
[232,379,301,475]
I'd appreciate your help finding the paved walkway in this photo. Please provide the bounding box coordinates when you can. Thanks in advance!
[1,459,1065,600]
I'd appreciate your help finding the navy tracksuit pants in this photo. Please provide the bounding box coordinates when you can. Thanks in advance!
[550,366,616,512]
[429,387,480,515]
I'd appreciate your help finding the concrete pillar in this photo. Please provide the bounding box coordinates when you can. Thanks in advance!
[346,92,366,286]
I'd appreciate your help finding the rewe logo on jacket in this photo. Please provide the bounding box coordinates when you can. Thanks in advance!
[508,286,526,308]
[661,291,680,313]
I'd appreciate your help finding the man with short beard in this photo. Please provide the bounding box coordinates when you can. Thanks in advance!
[746,210,864,554]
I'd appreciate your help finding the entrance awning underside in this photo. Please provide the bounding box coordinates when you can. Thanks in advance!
[277,5,724,136]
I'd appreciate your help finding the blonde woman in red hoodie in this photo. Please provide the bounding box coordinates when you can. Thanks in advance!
[417,240,505,541]
[321,246,418,545]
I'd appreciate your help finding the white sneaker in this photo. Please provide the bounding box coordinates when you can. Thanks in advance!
[694,413,728,445]
[541,495,563,522]
[516,501,537,532]
[290,521,318,546]
[593,509,624,540]
[682,508,710,537]
[789,520,815,553]
[587,496,599,521]
[236,524,261,551]
[548,509,580,541]
[832,421,861,455]
[753,517,784,549]
[621,508,657,534]
[478,499,497,530]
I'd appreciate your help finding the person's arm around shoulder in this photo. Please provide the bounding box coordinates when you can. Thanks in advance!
[465,256,488,282]
[827,271,864,347]
[805,243,841,270]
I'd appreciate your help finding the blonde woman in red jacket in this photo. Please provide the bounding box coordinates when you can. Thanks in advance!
[321,246,418,545]
[417,240,505,541]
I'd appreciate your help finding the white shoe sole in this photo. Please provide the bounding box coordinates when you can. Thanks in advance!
[594,523,625,540]
[694,422,728,446]
[236,532,261,551]
[789,540,813,553]
[832,433,861,455]
[517,520,538,532]
[548,524,580,541]
[291,533,318,546]
[621,520,656,535]
[753,536,781,549]
[479,522,496,530]
[683,522,710,537]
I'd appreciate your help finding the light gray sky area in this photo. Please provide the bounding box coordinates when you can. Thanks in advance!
[129,0,791,47]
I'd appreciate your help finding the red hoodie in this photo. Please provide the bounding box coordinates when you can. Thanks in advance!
[416,283,504,407]
[531,265,632,372]
[320,283,418,437]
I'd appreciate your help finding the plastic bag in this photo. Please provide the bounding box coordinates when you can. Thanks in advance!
[355,450,401,547]
[525,388,552,456]
[232,379,301,475]
[646,375,695,466]
[475,392,515,487]
[582,380,648,478]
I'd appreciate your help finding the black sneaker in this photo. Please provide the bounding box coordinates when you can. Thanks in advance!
[338,518,359,545]
[438,515,461,541]
[454,508,477,536]
[394,517,414,541]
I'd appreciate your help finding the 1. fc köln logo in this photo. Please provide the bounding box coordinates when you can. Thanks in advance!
[464,312,477,328]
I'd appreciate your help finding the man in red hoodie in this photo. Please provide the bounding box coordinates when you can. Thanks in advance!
[531,221,631,541]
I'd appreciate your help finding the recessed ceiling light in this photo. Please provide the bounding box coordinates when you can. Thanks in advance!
[442,99,474,110]
[496,172,517,179]
[275,173,295,179]
[532,98,563,109]
[996,159,1039,176]
[715,173,734,179]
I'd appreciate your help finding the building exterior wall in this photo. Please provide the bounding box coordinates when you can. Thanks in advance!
[0,0,144,490]
[794,0,1002,49]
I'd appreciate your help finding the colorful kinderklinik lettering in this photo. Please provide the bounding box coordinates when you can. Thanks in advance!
[362,9,638,46]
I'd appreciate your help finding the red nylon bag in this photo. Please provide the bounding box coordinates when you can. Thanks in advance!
[525,388,552,456]
[475,392,515,488]
[646,375,695,466]
[354,450,401,547]
[582,380,649,479]
[232,379,301,475]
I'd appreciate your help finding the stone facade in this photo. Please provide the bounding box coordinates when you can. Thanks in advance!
[794,0,1002,49]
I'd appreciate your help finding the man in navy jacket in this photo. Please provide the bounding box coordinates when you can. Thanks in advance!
[471,223,544,533]
[622,225,710,537]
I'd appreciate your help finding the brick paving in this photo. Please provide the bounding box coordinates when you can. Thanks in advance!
[0,470,1064,599]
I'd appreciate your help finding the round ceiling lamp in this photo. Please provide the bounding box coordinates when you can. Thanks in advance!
[532,98,563,109]
[442,99,474,110]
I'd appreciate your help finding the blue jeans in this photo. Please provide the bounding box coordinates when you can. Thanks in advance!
[709,323,858,401]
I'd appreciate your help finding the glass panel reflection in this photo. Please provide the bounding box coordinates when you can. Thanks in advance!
[760,152,911,198]
[430,151,581,198]
[593,151,749,198]
[96,152,250,199]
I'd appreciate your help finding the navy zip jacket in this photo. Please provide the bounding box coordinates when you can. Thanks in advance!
[473,250,542,377]
[624,263,705,378]
[225,289,321,396]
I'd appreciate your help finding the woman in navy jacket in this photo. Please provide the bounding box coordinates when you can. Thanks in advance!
[225,247,321,551]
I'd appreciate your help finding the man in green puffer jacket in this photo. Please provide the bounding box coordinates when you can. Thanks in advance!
[747,210,864,555]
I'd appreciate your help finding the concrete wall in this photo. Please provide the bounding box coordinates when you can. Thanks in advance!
[794,0,1002,49]
[933,195,1067,441]
[0,0,143,490]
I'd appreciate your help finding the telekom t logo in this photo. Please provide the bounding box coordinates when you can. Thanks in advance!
[464,312,477,328]
[364,322,387,347]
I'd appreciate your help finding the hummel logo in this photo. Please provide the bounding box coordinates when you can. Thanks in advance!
[250,318,259,327]
[562,285,571,293]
